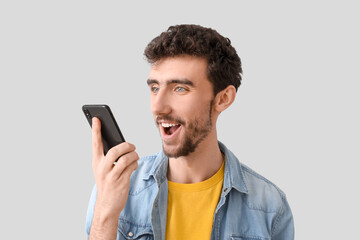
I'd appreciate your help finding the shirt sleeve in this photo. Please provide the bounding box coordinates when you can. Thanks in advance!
[271,196,295,240]
[85,185,98,237]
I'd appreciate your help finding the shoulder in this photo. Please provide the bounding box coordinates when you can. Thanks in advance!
[220,142,288,213]
[237,164,294,238]
[220,142,295,240]
[240,163,286,212]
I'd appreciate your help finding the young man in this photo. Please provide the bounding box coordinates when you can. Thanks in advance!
[86,25,294,240]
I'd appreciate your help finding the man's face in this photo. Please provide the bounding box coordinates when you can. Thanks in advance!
[147,55,215,158]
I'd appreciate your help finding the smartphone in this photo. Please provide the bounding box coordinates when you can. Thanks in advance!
[82,104,126,155]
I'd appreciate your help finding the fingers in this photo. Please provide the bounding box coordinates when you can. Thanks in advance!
[103,142,136,170]
[112,151,139,177]
[92,117,104,160]
[118,160,138,183]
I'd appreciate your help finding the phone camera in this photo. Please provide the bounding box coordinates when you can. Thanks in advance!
[84,109,91,118]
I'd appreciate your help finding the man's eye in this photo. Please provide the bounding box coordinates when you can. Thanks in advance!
[175,87,186,92]
[151,86,159,93]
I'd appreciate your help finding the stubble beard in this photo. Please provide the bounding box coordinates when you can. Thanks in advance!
[162,100,214,158]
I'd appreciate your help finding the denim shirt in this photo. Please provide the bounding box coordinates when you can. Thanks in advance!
[86,142,294,240]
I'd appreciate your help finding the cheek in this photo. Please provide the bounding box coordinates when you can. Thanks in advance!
[177,98,199,113]
[178,98,210,119]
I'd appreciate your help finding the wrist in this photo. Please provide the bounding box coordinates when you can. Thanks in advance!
[94,202,121,224]
[90,204,119,240]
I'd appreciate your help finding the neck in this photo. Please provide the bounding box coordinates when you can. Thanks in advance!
[167,131,223,184]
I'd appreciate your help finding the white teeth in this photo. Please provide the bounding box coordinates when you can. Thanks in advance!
[161,123,178,128]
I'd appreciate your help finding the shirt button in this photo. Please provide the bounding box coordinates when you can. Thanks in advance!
[128,232,134,237]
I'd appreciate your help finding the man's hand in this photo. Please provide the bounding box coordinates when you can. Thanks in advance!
[90,117,139,240]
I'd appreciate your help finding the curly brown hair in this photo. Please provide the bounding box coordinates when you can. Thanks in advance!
[144,24,242,95]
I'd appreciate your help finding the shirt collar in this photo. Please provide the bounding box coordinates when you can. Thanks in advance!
[219,141,248,194]
[144,141,249,194]
[143,149,168,186]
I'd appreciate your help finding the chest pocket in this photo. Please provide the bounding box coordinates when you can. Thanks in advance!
[117,220,153,240]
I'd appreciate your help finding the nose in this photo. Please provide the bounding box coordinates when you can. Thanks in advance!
[151,89,172,116]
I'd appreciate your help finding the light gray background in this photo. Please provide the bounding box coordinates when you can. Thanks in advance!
[0,0,359,239]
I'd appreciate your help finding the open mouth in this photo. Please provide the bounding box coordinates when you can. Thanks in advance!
[161,122,181,136]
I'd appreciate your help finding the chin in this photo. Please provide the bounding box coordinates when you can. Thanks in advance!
[162,141,196,158]
[163,144,181,158]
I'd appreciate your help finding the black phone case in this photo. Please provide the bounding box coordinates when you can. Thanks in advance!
[82,105,125,155]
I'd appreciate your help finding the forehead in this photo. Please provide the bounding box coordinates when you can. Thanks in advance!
[149,55,209,85]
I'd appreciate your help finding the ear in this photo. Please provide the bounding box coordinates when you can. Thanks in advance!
[213,85,236,113]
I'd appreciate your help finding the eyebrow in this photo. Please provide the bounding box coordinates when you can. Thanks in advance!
[147,78,194,87]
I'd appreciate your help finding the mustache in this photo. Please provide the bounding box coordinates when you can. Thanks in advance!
[155,115,186,126]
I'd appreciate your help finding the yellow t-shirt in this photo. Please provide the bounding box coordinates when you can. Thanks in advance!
[165,161,225,240]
